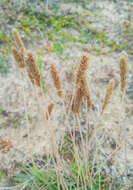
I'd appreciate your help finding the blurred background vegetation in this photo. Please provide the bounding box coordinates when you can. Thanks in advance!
[0,0,133,73]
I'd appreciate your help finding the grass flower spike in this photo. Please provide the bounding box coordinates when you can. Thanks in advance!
[120,51,128,93]
[101,79,115,114]
[12,28,25,53]
[25,50,41,87]
[11,46,25,68]
[50,63,62,97]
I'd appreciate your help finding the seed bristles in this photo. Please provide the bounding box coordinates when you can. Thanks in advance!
[101,79,115,114]
[72,88,83,114]
[50,63,62,97]
[81,75,92,108]
[12,29,25,53]
[120,51,128,93]
[46,103,54,120]
[11,46,25,68]
[25,50,41,87]
[72,55,92,113]
[75,54,89,88]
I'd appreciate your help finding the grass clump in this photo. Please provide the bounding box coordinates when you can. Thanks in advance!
[12,131,123,190]
[7,30,128,190]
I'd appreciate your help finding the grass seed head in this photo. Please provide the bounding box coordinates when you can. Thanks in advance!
[46,103,54,120]
[25,50,41,87]
[101,79,115,114]
[76,54,89,88]
[11,46,25,68]
[50,63,62,97]
[81,76,92,108]
[26,67,35,85]
[120,51,128,92]
[12,29,25,53]
[72,88,83,114]
[80,54,89,72]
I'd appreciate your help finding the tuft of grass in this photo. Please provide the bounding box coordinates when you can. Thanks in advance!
[12,136,124,190]
[52,41,65,54]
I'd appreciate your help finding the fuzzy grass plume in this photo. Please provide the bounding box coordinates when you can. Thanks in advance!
[50,63,62,97]
[11,46,25,68]
[72,54,92,113]
[76,54,89,88]
[72,88,83,114]
[12,29,25,53]
[120,51,128,93]
[101,79,115,114]
[25,50,41,87]
[46,103,54,119]
[81,75,92,108]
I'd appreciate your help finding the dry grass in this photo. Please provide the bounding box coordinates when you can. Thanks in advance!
[50,63,63,97]
[8,29,130,189]
[45,102,54,120]
[75,54,89,88]
[12,28,25,53]
[120,51,128,93]
[101,79,115,114]
[72,54,92,114]
[11,46,25,68]
[25,50,41,87]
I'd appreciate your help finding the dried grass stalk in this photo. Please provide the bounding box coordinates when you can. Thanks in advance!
[12,29,25,53]
[46,103,54,119]
[101,79,115,114]
[11,46,25,68]
[76,54,89,88]
[50,63,62,97]
[120,52,128,92]
[65,90,73,111]
[25,50,41,87]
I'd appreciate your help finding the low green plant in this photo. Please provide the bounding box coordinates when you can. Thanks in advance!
[53,41,65,54]
[0,108,4,113]
[0,56,8,74]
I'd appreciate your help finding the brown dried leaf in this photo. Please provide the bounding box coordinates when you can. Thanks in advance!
[0,138,13,153]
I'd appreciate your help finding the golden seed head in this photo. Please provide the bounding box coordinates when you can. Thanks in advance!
[80,54,89,72]
[11,46,25,68]
[101,79,115,114]
[26,67,35,85]
[121,51,128,62]
[50,63,62,97]
[46,103,54,120]
[72,88,84,114]
[25,50,41,87]
[120,52,128,92]
[12,28,25,53]
[81,75,92,108]
[75,54,89,88]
